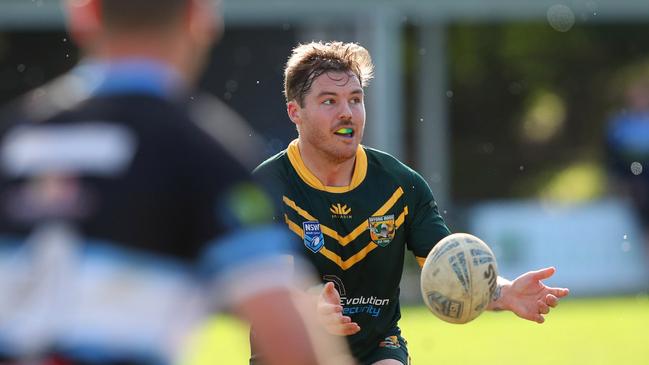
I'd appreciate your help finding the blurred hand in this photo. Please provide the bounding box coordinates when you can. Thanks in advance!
[317,282,361,336]
[491,267,570,324]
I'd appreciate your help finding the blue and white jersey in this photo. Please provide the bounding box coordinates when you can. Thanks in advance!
[0,59,295,365]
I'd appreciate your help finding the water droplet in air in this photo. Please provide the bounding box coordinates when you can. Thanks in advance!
[631,162,643,175]
[547,4,575,32]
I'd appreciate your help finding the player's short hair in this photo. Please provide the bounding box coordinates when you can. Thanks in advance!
[284,41,374,106]
[100,0,189,31]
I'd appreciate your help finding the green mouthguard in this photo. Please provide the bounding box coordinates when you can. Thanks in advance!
[336,128,353,134]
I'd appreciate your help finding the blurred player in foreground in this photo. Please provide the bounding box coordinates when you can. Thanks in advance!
[0,1,353,365]
[253,41,570,365]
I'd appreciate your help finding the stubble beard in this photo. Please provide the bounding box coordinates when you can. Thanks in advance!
[303,128,358,165]
[325,144,357,164]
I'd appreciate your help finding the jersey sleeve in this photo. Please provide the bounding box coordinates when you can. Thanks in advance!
[404,170,452,267]
[197,178,307,309]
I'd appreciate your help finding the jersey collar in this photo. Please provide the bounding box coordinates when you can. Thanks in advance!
[74,58,187,99]
[286,139,367,193]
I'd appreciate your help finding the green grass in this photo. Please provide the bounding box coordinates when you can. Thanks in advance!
[181,295,649,365]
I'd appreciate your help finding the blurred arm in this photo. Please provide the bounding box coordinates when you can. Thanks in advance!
[202,227,355,365]
[237,287,355,365]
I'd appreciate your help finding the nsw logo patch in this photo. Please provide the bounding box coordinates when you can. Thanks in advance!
[368,214,395,247]
[302,221,325,253]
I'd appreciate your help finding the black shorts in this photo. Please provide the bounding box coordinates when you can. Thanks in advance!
[250,331,411,365]
[357,334,410,365]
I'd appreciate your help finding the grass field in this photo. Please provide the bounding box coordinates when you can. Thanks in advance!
[182,295,649,365]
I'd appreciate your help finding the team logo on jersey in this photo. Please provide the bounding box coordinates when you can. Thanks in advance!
[330,203,352,219]
[302,221,325,253]
[378,336,401,349]
[368,214,395,247]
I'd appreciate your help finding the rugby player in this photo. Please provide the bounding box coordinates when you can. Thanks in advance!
[253,41,570,365]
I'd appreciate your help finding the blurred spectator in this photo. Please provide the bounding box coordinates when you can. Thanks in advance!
[0,1,352,365]
[606,76,649,245]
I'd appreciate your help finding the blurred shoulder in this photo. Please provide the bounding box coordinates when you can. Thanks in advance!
[253,149,290,177]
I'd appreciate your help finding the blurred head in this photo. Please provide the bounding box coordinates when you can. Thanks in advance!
[100,0,187,31]
[65,0,222,84]
[285,42,374,164]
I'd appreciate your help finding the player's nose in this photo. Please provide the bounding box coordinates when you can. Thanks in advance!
[338,102,352,120]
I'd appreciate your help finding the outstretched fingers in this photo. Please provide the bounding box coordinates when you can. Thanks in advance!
[317,284,361,336]
[548,286,570,299]
[545,294,559,308]
[534,267,569,300]
[318,302,342,316]
[322,313,360,335]
[537,299,550,314]
[532,293,563,323]
[530,267,556,281]
[336,321,361,335]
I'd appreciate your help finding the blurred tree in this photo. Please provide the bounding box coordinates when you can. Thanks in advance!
[445,23,649,201]
[4,23,649,203]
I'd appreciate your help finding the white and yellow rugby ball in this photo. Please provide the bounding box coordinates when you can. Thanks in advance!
[420,233,498,324]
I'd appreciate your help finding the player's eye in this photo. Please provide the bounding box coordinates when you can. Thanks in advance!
[323,99,335,105]
[350,97,362,105]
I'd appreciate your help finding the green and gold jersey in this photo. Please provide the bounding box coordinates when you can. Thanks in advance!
[254,140,451,359]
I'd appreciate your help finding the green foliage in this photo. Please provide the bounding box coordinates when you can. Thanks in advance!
[182,296,649,365]
[446,22,649,200]
[538,161,606,201]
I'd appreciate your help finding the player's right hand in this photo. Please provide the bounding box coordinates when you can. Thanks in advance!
[317,282,361,336]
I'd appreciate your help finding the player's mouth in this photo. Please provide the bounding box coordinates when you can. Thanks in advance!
[333,127,354,138]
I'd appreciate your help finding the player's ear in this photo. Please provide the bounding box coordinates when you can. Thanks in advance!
[65,0,102,48]
[287,100,302,126]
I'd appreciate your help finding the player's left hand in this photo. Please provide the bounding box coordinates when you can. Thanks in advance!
[317,282,361,336]
[496,267,570,324]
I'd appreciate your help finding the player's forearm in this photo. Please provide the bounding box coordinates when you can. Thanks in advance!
[486,276,511,311]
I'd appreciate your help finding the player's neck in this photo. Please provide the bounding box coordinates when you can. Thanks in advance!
[97,33,193,84]
[297,141,356,187]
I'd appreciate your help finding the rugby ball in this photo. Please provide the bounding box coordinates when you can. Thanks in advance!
[420,233,498,324]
